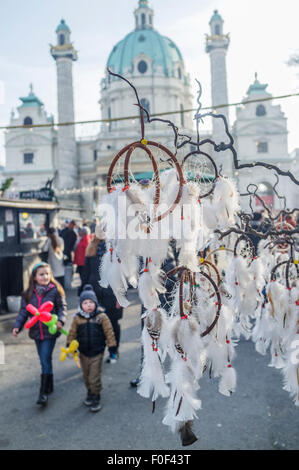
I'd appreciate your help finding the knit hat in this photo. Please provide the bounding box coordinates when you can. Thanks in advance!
[79,284,98,309]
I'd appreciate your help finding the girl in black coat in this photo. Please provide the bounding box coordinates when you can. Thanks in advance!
[13,262,67,406]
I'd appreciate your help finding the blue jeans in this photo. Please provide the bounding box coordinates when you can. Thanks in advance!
[34,339,57,374]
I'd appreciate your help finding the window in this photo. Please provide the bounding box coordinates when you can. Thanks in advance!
[19,212,48,242]
[140,98,150,119]
[93,150,98,161]
[178,68,182,79]
[257,142,268,153]
[140,98,150,113]
[215,24,220,35]
[138,60,148,74]
[24,153,34,164]
[59,34,65,46]
[24,116,33,126]
[256,104,266,117]
[108,107,112,132]
[180,104,184,127]
[141,13,146,26]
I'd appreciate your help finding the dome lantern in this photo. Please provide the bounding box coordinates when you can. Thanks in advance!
[55,19,71,45]
[209,9,224,36]
[134,0,154,30]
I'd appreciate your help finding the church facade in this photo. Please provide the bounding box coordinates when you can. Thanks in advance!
[2,1,297,217]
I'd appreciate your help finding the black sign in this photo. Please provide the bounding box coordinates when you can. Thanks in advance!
[20,188,54,202]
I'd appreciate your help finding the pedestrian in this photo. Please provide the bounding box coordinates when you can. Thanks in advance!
[95,226,123,363]
[90,217,98,234]
[42,227,65,287]
[74,226,91,294]
[285,214,296,228]
[61,220,78,289]
[59,218,70,237]
[66,284,117,412]
[60,219,77,264]
[81,230,102,295]
[12,262,67,407]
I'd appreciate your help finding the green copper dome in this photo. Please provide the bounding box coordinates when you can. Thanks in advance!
[210,10,223,23]
[19,84,43,108]
[247,73,270,96]
[56,19,70,33]
[107,29,183,77]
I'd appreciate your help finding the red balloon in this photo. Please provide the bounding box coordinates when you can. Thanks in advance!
[25,302,54,329]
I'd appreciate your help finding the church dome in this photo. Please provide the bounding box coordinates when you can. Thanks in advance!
[107,30,183,77]
[106,1,184,78]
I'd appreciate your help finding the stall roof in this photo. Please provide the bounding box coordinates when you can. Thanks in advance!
[0,198,58,211]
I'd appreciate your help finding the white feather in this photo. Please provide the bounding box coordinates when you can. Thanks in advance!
[218,366,237,396]
[138,310,170,401]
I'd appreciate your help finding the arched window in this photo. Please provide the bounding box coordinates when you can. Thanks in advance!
[138,60,148,74]
[24,116,33,126]
[256,104,266,116]
[59,34,65,46]
[178,68,182,79]
[215,24,220,35]
[140,98,150,118]
[141,13,146,26]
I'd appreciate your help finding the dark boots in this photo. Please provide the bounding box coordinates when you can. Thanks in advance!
[45,374,53,394]
[36,374,53,406]
[90,394,102,412]
[36,374,48,406]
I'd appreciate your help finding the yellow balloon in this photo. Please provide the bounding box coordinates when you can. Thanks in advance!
[59,340,80,368]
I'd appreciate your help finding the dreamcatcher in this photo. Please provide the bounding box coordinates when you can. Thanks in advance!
[98,69,299,446]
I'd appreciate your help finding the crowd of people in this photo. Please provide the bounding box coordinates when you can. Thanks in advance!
[11,216,179,413]
[248,210,298,251]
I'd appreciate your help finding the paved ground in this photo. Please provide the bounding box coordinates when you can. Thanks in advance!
[0,276,298,450]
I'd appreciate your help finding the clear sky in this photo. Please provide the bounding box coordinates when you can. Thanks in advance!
[0,0,298,165]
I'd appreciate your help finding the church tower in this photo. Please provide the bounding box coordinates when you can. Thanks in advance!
[50,20,78,191]
[206,11,232,175]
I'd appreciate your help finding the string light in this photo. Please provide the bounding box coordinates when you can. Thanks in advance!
[1,91,299,131]
[51,184,103,196]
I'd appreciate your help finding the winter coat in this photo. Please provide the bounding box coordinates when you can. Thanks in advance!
[67,310,117,357]
[83,242,123,320]
[14,283,67,341]
[61,228,77,263]
[74,235,90,267]
[42,237,65,278]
